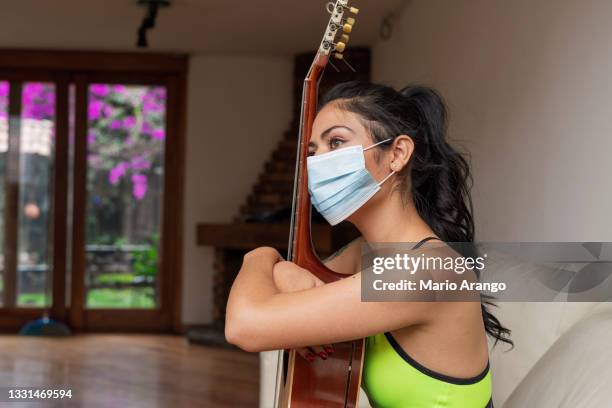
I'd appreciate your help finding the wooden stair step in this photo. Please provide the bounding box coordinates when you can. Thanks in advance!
[253,182,294,194]
[264,161,295,173]
[271,150,296,162]
[239,203,288,216]
[247,192,292,206]
[258,173,295,183]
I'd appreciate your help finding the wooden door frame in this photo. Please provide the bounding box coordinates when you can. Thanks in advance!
[0,49,188,333]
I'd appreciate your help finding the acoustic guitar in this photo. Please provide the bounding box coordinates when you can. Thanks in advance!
[273,1,364,407]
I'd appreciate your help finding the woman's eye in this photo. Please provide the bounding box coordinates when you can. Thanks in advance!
[329,138,343,149]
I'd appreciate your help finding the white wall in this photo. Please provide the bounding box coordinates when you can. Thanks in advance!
[182,55,293,324]
[371,0,612,405]
[373,0,612,241]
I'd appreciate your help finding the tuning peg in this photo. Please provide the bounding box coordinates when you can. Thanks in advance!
[349,6,359,14]
[340,33,350,43]
[335,42,346,52]
[343,23,353,34]
[346,17,356,25]
[333,52,344,60]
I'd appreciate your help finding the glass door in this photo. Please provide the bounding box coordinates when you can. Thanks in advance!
[0,52,186,333]
[0,79,57,307]
[69,74,181,332]
[84,83,166,310]
[0,75,70,330]
[0,69,183,333]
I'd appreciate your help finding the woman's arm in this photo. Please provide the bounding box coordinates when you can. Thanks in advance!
[225,245,442,352]
[272,237,363,293]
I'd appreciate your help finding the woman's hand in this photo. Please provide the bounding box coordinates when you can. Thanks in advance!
[272,261,334,361]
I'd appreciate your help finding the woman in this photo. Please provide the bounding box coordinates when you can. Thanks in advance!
[225,81,512,407]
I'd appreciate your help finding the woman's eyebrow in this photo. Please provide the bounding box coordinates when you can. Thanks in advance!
[309,125,354,150]
[320,125,354,140]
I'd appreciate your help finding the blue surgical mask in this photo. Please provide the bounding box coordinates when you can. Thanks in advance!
[307,138,395,226]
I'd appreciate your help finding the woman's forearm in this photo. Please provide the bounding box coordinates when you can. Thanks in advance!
[225,246,283,348]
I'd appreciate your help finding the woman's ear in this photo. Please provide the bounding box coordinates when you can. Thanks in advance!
[389,135,414,172]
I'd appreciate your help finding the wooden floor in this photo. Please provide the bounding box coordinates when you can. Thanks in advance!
[0,334,259,408]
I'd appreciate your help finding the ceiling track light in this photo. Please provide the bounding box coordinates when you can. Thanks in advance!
[136,0,170,48]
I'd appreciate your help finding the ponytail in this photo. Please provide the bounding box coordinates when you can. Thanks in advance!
[398,85,474,243]
[320,81,513,347]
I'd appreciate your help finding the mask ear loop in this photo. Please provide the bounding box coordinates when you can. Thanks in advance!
[363,138,393,151]
[363,138,396,186]
[377,170,396,186]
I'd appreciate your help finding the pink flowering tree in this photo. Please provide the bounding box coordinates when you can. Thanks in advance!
[86,84,166,248]
[85,83,166,300]
[88,84,165,199]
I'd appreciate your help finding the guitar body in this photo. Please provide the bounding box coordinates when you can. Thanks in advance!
[274,2,364,406]
[279,341,365,407]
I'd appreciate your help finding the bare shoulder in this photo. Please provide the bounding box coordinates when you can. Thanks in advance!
[413,239,483,293]
[323,236,365,275]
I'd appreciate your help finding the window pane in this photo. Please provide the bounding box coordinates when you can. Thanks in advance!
[17,82,55,307]
[85,84,166,309]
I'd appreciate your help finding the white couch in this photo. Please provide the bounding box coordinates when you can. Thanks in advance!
[490,302,612,407]
[260,302,612,407]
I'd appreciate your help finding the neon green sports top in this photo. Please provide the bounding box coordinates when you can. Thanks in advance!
[362,332,493,408]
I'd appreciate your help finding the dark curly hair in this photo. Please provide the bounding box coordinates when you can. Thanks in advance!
[320,80,513,347]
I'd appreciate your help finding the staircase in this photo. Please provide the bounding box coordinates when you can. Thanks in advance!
[238,127,299,220]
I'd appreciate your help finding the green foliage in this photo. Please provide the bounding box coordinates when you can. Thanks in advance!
[18,293,46,307]
[132,234,159,278]
[86,288,155,308]
[96,273,137,285]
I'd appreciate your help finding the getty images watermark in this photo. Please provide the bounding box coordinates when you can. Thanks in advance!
[361,242,612,302]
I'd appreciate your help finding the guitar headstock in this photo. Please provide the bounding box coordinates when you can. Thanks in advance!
[317,0,359,62]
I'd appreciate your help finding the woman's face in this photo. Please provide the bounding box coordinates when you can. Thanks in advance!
[309,102,392,184]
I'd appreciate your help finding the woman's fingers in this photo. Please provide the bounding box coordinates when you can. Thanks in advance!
[296,345,335,362]
[310,345,328,360]
[296,347,317,362]
[323,344,335,355]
